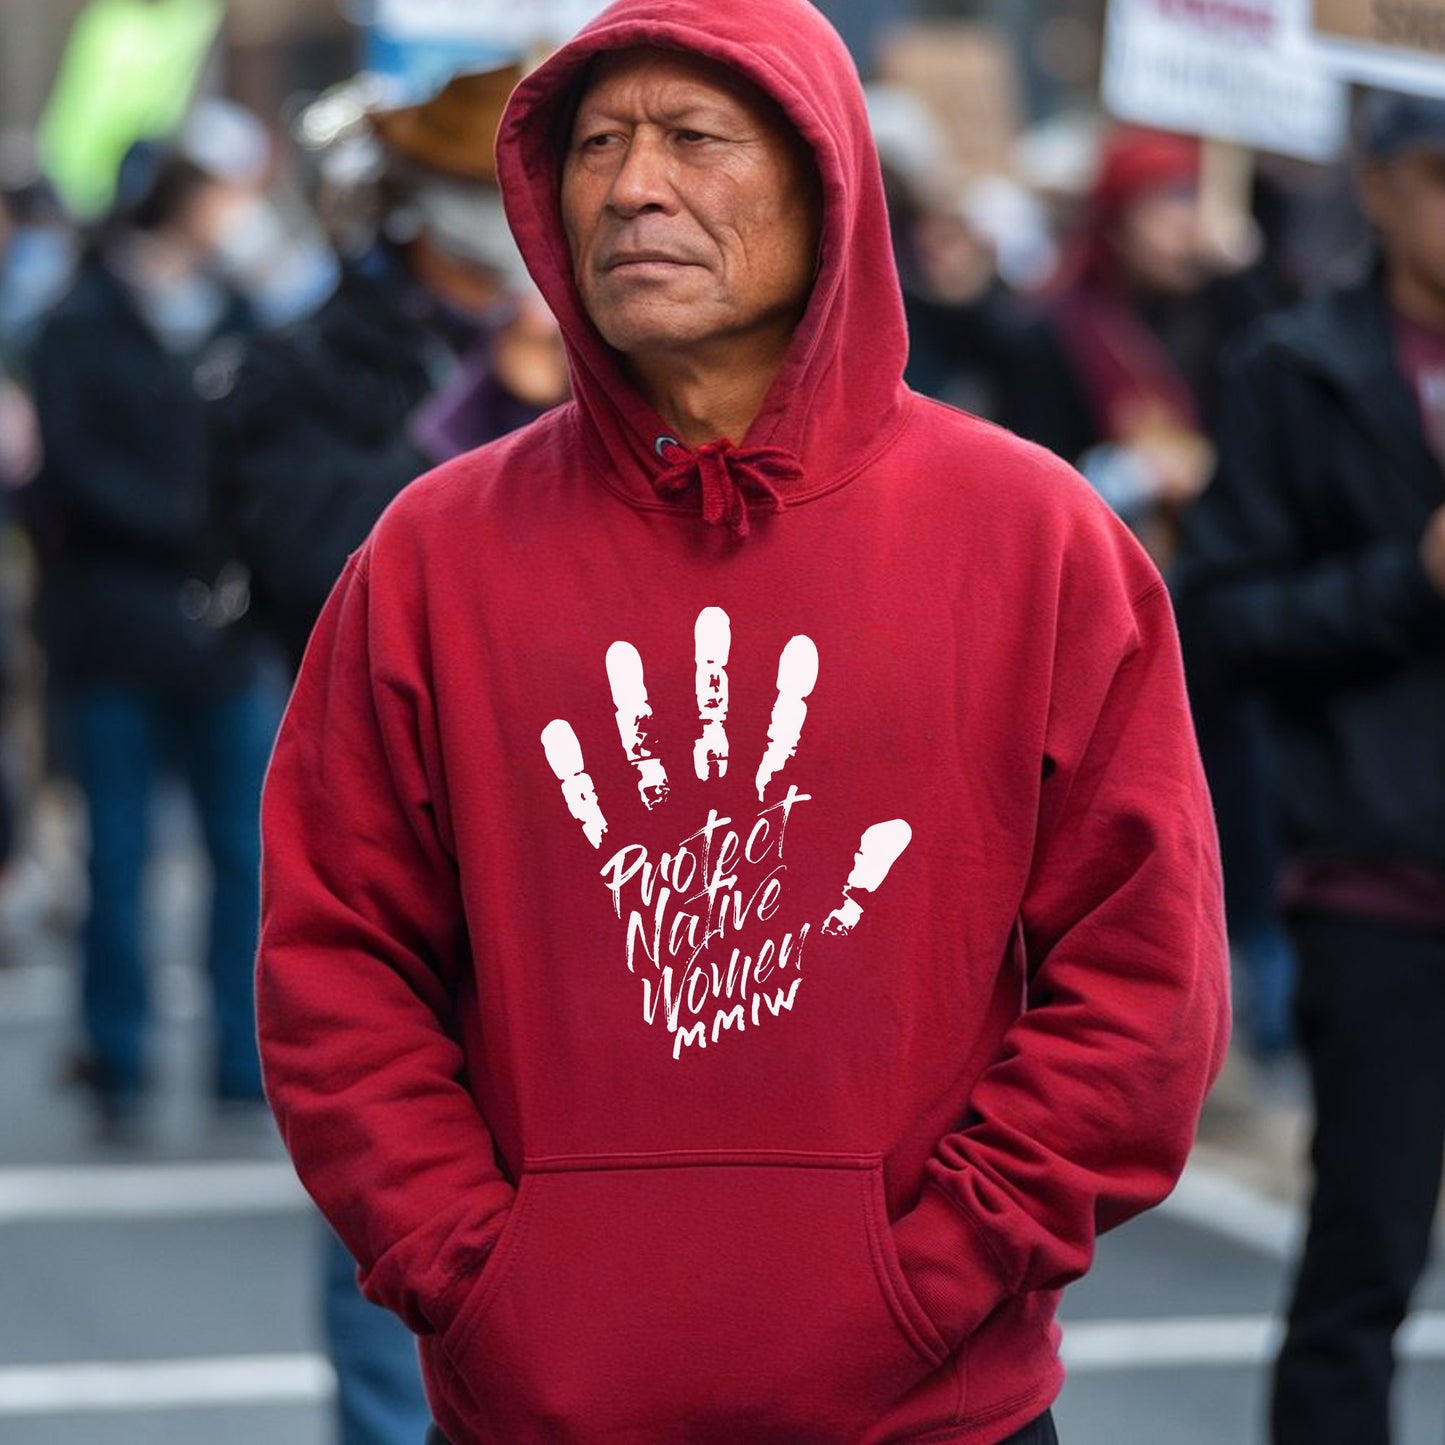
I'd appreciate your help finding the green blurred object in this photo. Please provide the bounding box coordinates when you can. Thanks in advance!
[37,0,224,219]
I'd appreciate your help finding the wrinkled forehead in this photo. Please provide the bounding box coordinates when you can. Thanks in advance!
[566,44,809,153]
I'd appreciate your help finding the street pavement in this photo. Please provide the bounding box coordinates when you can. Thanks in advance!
[3,785,1444,1444]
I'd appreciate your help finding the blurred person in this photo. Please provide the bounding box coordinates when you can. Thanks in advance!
[868,83,1035,419]
[1177,91,1445,1445]
[255,3,1229,1443]
[0,184,50,493]
[0,195,34,891]
[1017,125,1298,1059]
[1011,127,1217,565]
[176,97,339,329]
[0,155,79,362]
[886,168,1034,418]
[210,64,567,675]
[26,136,282,1140]
[209,63,566,1445]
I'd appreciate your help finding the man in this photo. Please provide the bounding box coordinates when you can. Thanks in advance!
[1178,92,1445,1445]
[257,3,1230,1442]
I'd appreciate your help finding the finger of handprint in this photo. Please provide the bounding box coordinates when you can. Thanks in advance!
[755,634,819,801]
[693,606,732,781]
[540,719,608,848]
[821,819,913,937]
[606,641,669,809]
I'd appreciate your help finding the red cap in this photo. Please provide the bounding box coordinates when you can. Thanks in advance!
[1092,127,1201,223]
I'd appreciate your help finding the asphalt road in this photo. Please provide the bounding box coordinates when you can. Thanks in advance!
[3,790,1443,1445]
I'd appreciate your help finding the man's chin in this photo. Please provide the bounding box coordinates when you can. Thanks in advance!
[593,304,719,358]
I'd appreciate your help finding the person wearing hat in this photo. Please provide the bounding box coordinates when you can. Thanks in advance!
[1178,90,1445,1444]
[209,63,568,674]
[1009,127,1221,568]
[207,62,567,1445]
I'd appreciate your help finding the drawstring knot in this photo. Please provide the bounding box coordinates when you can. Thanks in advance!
[652,437,801,538]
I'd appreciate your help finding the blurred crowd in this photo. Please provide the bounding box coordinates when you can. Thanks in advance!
[0,1,1442,1443]
[0,7,1382,1084]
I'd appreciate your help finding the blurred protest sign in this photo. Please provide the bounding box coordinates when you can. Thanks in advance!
[1103,0,1349,161]
[369,0,609,98]
[1310,0,1445,97]
[877,24,1021,179]
[38,0,223,219]
[375,0,610,44]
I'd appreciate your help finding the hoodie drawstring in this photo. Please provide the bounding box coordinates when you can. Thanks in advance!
[652,438,802,538]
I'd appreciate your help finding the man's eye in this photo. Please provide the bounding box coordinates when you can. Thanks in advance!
[578,132,618,152]
[675,130,711,145]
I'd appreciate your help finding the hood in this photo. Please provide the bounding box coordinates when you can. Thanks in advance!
[495,0,910,529]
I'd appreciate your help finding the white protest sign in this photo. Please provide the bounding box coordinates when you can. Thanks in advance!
[1310,0,1445,98]
[375,0,610,47]
[1103,0,1350,161]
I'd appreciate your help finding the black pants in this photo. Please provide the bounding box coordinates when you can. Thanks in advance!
[427,1407,1057,1443]
[1272,911,1445,1444]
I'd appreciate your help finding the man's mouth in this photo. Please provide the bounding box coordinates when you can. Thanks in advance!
[604,251,696,271]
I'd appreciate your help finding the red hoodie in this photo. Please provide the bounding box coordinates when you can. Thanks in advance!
[257,2,1231,1441]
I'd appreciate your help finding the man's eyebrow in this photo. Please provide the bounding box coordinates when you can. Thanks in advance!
[571,98,749,132]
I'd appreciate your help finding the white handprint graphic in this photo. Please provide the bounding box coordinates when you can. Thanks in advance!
[541,608,911,1058]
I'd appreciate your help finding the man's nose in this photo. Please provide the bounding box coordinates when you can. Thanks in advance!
[606,130,676,217]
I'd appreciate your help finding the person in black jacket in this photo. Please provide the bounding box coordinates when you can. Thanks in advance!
[1177,92,1445,1445]
[29,143,282,1138]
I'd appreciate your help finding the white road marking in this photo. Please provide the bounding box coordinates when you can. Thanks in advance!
[6,1312,1445,1416]
[1157,1157,1301,1260]
[0,959,203,1025]
[1062,1311,1445,1372]
[0,1136,1308,1249]
[0,1355,335,1415]
[0,1162,307,1223]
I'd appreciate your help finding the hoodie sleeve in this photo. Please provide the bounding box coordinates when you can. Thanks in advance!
[892,577,1230,1351]
[257,546,514,1337]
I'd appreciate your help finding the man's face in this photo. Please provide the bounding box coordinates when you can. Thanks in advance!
[560,47,821,366]
[1362,146,1445,304]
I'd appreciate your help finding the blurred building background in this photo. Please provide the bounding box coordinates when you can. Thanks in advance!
[0,0,1107,137]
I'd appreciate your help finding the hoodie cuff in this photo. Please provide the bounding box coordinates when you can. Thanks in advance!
[891,1182,1014,1352]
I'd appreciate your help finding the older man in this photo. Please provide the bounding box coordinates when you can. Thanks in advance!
[256,2,1229,1442]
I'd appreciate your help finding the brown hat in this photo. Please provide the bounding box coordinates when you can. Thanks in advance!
[370,64,523,184]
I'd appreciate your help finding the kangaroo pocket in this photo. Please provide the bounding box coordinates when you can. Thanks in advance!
[440,1150,950,1444]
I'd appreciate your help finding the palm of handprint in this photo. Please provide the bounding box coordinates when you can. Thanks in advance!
[541,607,912,940]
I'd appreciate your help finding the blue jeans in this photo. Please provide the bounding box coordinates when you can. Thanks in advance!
[326,1227,432,1445]
[69,678,281,1100]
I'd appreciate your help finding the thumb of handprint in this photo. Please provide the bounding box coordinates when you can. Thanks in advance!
[541,607,912,1060]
